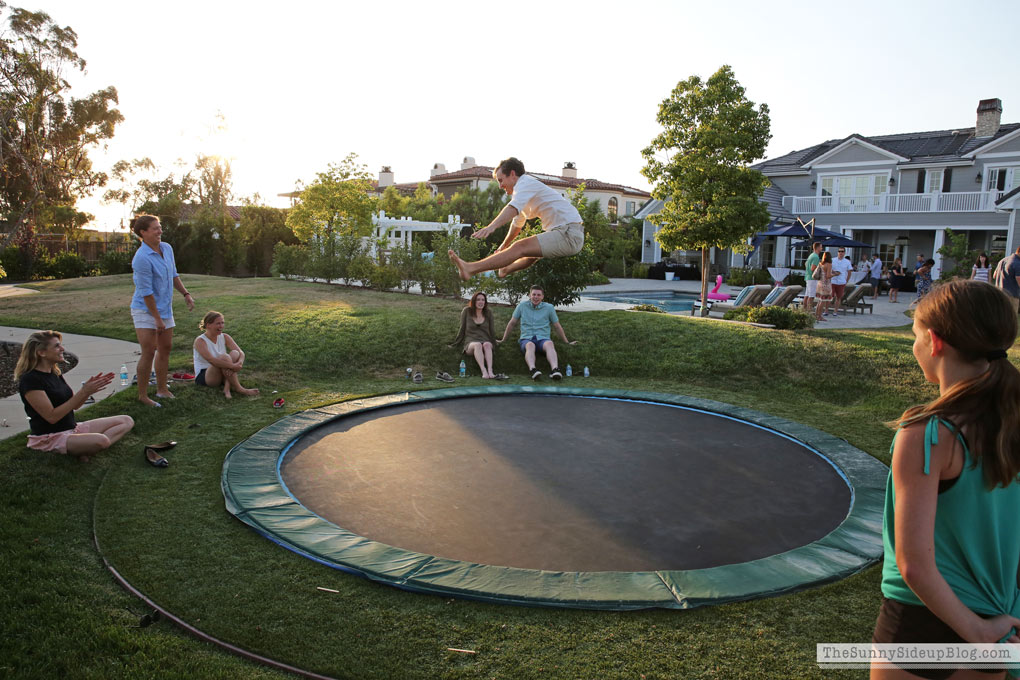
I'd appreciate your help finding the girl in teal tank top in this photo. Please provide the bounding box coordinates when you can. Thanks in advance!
[875,279,1020,679]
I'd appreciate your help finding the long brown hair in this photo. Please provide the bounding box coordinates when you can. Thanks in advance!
[466,291,491,319]
[14,330,62,380]
[896,279,1020,488]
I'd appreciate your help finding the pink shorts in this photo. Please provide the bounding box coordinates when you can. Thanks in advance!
[26,421,93,454]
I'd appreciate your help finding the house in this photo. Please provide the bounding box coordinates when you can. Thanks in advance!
[424,157,652,224]
[751,98,1019,276]
[639,98,1020,277]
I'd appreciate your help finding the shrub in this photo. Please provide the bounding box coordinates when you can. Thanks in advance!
[0,246,29,281]
[367,262,402,291]
[726,268,772,287]
[0,263,5,280]
[97,250,133,276]
[722,306,815,329]
[630,304,665,313]
[271,242,310,280]
[589,271,610,285]
[49,251,91,279]
[631,262,650,279]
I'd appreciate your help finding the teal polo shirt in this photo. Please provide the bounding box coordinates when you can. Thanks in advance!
[512,299,558,339]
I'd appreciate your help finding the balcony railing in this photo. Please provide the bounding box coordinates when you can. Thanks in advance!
[783,191,1006,214]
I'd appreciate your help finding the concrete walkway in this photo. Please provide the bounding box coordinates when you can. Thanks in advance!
[0,326,140,441]
[573,278,913,329]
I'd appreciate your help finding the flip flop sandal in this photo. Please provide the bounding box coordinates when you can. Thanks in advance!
[436,371,454,383]
[273,398,285,408]
[495,373,510,380]
[144,447,169,468]
[171,372,195,380]
[413,371,423,384]
[145,441,177,452]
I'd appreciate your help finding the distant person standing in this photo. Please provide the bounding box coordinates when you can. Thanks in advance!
[972,252,992,283]
[869,254,883,300]
[993,246,1020,313]
[909,258,935,310]
[803,241,822,313]
[130,214,195,407]
[830,248,854,315]
[888,258,905,303]
[813,252,834,321]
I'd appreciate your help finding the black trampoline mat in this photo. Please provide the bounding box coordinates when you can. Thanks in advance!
[281,395,851,572]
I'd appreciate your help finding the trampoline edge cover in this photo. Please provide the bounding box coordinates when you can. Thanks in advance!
[221,385,887,610]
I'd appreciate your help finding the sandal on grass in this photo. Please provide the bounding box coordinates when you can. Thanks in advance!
[273,398,285,408]
[144,446,169,468]
[413,371,423,384]
[435,371,454,383]
[145,441,177,452]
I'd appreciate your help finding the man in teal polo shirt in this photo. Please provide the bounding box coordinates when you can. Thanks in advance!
[500,285,578,380]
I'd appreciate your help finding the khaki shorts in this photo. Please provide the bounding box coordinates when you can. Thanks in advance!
[536,222,584,258]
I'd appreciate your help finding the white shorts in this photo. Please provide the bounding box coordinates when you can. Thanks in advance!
[131,308,175,329]
[805,279,818,297]
[536,222,584,258]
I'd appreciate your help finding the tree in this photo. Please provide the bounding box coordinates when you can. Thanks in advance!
[642,65,771,314]
[286,154,376,283]
[239,199,295,276]
[0,3,123,234]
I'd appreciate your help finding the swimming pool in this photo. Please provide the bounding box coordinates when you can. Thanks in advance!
[584,291,702,313]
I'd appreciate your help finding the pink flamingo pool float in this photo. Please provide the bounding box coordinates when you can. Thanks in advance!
[707,275,731,301]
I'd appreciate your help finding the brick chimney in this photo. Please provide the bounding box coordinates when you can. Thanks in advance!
[379,166,394,188]
[976,98,1002,138]
[562,161,577,179]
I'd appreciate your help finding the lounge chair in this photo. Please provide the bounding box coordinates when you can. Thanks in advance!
[763,285,803,309]
[831,284,857,316]
[844,284,874,314]
[699,284,771,315]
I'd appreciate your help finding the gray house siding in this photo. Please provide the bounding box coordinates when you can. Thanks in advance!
[768,176,813,197]
[982,136,1020,154]
[819,145,896,164]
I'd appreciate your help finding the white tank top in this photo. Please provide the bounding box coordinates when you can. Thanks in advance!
[194,333,226,372]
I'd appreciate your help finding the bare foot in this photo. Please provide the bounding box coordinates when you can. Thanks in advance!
[448,250,471,281]
[138,396,160,407]
[223,388,232,399]
[77,455,91,463]
[239,387,259,397]
[155,391,175,399]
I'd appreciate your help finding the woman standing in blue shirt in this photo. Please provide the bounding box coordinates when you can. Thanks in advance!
[130,215,194,407]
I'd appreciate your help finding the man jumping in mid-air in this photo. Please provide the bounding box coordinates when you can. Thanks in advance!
[449,157,584,281]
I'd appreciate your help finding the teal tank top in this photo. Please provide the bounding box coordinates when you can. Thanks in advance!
[881,416,1020,622]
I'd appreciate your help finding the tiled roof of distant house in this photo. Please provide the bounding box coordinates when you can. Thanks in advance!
[429,166,652,198]
[180,204,242,221]
[752,123,1020,174]
[631,185,795,222]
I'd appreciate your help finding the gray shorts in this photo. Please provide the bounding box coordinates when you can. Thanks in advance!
[536,222,584,258]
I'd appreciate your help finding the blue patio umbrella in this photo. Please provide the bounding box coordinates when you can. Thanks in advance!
[744,220,846,265]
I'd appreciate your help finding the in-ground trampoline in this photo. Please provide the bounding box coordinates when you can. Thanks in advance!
[222,386,886,610]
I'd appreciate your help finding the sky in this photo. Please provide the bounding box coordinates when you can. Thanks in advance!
[17,0,1020,230]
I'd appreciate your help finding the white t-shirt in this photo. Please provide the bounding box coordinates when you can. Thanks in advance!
[870,258,883,278]
[831,257,854,285]
[508,174,583,232]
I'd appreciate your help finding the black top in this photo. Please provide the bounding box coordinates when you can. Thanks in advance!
[18,370,76,435]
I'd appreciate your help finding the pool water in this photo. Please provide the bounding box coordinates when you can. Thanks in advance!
[584,291,702,313]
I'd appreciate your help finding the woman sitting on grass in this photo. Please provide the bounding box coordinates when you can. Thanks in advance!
[872,279,1020,679]
[15,331,134,463]
[450,291,507,380]
[193,311,259,399]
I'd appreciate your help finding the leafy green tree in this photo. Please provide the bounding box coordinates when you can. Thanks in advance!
[642,65,771,314]
[445,182,506,228]
[239,200,295,276]
[0,3,123,234]
[377,185,404,216]
[936,228,977,279]
[286,154,376,283]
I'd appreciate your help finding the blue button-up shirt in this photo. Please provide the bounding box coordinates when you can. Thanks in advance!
[512,299,558,339]
[131,242,179,318]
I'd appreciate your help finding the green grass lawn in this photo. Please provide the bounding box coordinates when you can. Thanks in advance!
[0,274,940,679]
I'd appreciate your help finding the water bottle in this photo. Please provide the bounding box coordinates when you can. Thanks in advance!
[459,360,466,378]
[566,364,572,377]
[583,366,590,378]
[120,364,128,386]
[406,367,412,380]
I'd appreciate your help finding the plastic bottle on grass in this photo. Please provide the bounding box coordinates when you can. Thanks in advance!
[459,360,466,378]
[566,364,572,377]
[120,364,128,386]
[583,366,590,378]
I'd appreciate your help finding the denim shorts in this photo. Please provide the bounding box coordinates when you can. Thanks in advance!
[518,336,551,353]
